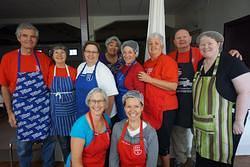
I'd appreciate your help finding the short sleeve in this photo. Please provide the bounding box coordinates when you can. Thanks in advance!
[70,115,88,139]
[161,57,178,83]
[96,62,118,96]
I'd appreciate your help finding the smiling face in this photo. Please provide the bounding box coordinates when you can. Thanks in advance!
[174,29,192,52]
[52,49,67,66]
[124,97,143,122]
[122,46,136,65]
[88,92,106,117]
[107,40,119,56]
[147,37,163,60]
[17,29,38,51]
[84,44,99,66]
[199,36,220,59]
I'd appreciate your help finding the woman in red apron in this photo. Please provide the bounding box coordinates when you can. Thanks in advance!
[109,90,158,167]
[66,88,111,167]
[48,44,77,162]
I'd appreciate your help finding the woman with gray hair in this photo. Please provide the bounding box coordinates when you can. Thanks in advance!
[99,36,124,74]
[193,31,250,166]
[66,88,111,167]
[48,44,77,162]
[109,90,158,167]
[115,40,145,120]
[138,32,178,167]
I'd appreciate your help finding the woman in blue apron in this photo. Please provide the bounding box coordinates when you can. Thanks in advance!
[115,40,145,120]
[76,41,118,119]
[48,45,77,162]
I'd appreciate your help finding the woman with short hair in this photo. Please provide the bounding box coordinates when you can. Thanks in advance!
[66,88,111,167]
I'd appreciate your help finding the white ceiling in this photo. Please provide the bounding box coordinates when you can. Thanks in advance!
[0,0,192,19]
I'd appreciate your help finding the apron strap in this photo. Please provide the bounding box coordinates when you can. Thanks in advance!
[121,120,144,142]
[88,112,110,135]
[53,65,70,77]
[175,48,193,63]
[18,49,41,72]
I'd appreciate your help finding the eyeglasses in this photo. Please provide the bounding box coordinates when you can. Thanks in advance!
[84,50,99,54]
[89,99,105,104]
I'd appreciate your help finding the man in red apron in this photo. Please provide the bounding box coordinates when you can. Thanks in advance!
[0,23,55,167]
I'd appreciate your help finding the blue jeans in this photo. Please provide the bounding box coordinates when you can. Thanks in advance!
[16,136,56,167]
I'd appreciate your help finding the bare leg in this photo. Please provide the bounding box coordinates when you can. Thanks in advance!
[160,154,171,167]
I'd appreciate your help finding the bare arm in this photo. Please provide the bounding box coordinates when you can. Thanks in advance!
[71,137,85,167]
[1,86,16,128]
[106,96,114,117]
[232,72,250,134]
[138,71,177,91]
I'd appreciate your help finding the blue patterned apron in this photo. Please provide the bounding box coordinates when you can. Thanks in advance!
[115,61,135,120]
[12,50,50,141]
[75,62,98,118]
[50,65,77,136]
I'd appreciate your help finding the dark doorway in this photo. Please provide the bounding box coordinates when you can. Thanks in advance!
[224,15,250,68]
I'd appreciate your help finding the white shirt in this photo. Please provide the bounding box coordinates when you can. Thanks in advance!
[77,61,118,117]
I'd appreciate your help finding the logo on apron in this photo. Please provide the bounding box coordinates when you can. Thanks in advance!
[86,73,93,81]
[133,145,142,155]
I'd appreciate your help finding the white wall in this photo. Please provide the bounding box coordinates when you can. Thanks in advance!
[175,0,250,33]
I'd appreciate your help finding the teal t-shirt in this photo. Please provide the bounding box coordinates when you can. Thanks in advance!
[65,113,111,166]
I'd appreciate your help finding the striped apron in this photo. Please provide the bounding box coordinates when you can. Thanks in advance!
[50,65,77,136]
[193,55,234,164]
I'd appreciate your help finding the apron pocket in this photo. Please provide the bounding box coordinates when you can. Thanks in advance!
[193,113,216,133]
[54,102,77,116]
[53,92,76,104]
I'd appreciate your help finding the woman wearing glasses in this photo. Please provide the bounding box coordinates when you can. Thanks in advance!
[75,41,118,118]
[66,88,111,167]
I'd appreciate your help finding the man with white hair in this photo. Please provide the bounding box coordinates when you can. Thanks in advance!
[0,23,55,167]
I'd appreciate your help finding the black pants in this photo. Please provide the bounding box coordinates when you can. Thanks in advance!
[157,110,176,156]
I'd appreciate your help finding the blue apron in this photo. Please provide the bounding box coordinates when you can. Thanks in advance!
[75,62,98,118]
[50,65,77,136]
[115,62,135,120]
[12,50,50,141]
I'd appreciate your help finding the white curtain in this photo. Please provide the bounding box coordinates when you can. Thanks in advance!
[144,0,166,61]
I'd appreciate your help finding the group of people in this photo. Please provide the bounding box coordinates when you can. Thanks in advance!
[0,22,250,167]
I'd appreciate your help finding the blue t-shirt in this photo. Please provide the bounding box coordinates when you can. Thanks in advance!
[65,113,111,166]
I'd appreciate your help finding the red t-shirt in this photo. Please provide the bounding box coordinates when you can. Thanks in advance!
[168,47,203,72]
[121,61,145,95]
[47,65,77,88]
[0,49,52,93]
[144,54,178,110]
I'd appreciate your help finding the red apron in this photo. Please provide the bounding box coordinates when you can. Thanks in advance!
[117,121,146,167]
[82,112,111,167]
